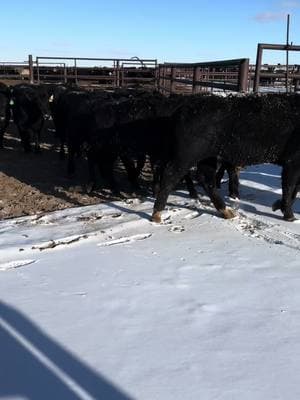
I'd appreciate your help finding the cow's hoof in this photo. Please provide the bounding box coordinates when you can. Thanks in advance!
[272,199,282,212]
[151,211,162,223]
[221,208,236,219]
[189,190,199,199]
[86,182,96,193]
[284,215,297,222]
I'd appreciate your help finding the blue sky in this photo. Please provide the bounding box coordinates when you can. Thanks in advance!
[1,0,300,65]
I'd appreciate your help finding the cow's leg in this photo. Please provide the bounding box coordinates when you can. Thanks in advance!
[227,165,240,199]
[272,183,300,214]
[32,118,44,153]
[149,156,162,197]
[67,143,76,175]
[197,162,235,219]
[152,164,161,197]
[184,172,198,199]
[273,163,300,221]
[152,162,189,223]
[86,150,97,192]
[121,154,141,192]
[19,129,31,152]
[59,140,65,159]
[32,129,41,153]
[98,158,120,196]
[215,163,226,188]
[136,154,146,176]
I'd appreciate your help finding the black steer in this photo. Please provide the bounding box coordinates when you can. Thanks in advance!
[11,84,50,152]
[152,93,300,223]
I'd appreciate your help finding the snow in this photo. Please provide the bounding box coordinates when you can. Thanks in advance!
[0,164,300,400]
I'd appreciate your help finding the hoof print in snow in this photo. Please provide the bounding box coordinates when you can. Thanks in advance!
[98,233,152,247]
[169,225,185,233]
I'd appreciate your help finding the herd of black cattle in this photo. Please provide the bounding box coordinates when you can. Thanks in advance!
[0,81,300,223]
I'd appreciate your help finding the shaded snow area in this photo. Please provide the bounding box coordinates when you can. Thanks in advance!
[1,164,300,400]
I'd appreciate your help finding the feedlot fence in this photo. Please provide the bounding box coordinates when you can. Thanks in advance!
[0,55,158,89]
[1,51,300,93]
[157,58,250,94]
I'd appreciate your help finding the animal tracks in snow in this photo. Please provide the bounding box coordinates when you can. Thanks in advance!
[0,259,37,271]
[30,211,123,225]
[168,225,185,233]
[98,233,152,247]
[233,212,300,251]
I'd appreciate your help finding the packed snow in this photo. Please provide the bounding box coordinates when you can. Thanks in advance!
[1,164,300,400]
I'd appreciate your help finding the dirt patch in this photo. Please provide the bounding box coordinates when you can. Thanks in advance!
[0,120,145,220]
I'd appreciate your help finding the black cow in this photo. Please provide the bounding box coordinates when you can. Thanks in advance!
[0,83,10,149]
[52,88,196,196]
[152,93,300,223]
[11,84,50,152]
[88,110,198,197]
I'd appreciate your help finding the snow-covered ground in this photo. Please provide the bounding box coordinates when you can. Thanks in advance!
[1,164,300,400]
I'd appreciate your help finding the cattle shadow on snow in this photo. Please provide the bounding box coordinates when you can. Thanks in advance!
[0,301,133,400]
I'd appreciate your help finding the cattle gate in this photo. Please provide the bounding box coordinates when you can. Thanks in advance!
[0,55,158,88]
[157,58,250,94]
[1,50,300,93]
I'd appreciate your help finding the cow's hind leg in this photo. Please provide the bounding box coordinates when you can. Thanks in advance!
[227,165,240,199]
[121,154,141,193]
[215,163,226,189]
[272,163,300,221]
[197,162,235,219]
[184,172,198,199]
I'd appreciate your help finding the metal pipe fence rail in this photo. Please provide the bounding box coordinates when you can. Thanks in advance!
[0,55,158,88]
[34,56,157,87]
[157,58,250,94]
[253,43,300,92]
[2,53,300,93]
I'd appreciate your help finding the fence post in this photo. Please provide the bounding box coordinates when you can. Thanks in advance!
[74,58,78,85]
[192,66,200,94]
[28,54,34,84]
[157,65,161,91]
[116,60,120,87]
[63,63,67,83]
[238,58,249,92]
[170,67,176,93]
[162,65,166,94]
[253,44,263,93]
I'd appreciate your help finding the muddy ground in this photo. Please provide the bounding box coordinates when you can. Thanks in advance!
[0,120,152,220]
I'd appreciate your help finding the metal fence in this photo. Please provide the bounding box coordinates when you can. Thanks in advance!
[34,56,157,87]
[0,55,158,88]
[253,43,300,92]
[1,51,300,93]
[157,58,250,94]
